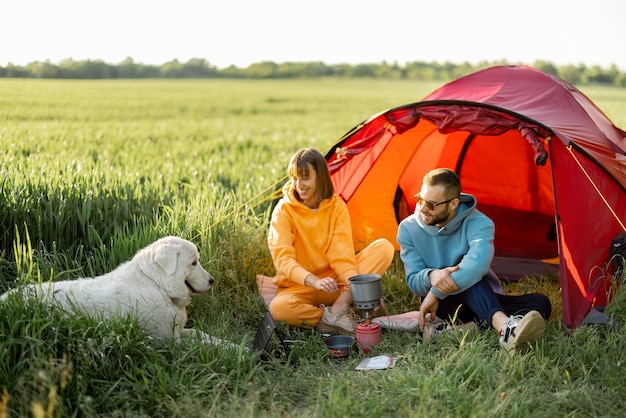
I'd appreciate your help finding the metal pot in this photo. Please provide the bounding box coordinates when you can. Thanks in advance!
[349,274,382,310]
[324,335,355,358]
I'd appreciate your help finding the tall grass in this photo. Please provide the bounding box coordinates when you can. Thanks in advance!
[0,78,625,417]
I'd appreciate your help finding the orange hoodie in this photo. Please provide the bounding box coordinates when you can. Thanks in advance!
[268,182,358,287]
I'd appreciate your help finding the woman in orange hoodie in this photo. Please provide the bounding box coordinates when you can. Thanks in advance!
[266,148,394,335]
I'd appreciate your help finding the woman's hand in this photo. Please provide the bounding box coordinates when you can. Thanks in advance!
[305,274,339,293]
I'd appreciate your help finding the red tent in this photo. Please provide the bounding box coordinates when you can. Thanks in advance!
[326,65,626,328]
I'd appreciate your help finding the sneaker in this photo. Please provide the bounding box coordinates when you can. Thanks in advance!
[499,310,545,354]
[316,306,357,336]
[421,316,448,343]
[372,311,420,333]
[421,318,476,343]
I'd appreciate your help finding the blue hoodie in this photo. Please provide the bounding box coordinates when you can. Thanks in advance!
[397,193,501,299]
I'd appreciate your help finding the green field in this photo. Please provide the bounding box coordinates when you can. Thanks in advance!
[1,78,625,417]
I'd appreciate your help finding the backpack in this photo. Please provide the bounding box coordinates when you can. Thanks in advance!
[609,232,626,279]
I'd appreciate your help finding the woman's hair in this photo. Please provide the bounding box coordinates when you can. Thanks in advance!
[423,168,461,199]
[288,148,334,201]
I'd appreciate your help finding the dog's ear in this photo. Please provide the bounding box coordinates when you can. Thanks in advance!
[154,243,181,275]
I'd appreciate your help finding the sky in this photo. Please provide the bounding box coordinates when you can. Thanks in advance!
[2,0,624,70]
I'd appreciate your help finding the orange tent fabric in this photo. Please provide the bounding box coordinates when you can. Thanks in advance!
[326,65,626,328]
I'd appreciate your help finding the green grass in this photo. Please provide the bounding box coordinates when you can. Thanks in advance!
[1,78,625,417]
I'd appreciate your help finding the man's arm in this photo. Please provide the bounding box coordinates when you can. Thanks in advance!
[397,222,433,297]
[429,266,460,295]
[446,215,495,293]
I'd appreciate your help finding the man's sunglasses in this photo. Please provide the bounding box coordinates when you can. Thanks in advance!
[414,194,456,211]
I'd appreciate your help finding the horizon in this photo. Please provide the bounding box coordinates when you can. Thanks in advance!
[3,0,625,71]
[2,56,620,72]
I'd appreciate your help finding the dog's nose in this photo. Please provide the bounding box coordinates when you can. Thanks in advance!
[208,275,214,285]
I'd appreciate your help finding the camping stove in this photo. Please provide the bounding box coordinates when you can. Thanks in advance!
[349,274,383,353]
[358,307,377,321]
[355,302,378,321]
[349,274,382,321]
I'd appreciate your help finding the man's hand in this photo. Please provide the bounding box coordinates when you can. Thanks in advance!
[429,265,460,294]
[418,290,440,330]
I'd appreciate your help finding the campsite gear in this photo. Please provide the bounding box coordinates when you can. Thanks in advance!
[349,274,382,319]
[580,306,621,330]
[355,322,381,354]
[350,274,383,352]
[355,355,398,370]
[253,312,290,362]
[324,335,355,358]
[323,65,626,329]
[609,232,626,279]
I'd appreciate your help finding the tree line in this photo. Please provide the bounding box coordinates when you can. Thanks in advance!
[1,57,625,87]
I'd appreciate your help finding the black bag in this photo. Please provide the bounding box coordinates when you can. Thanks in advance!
[609,232,626,279]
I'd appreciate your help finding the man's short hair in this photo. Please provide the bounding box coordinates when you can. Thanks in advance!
[423,168,461,198]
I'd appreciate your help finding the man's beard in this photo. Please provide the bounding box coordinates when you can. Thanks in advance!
[422,209,451,226]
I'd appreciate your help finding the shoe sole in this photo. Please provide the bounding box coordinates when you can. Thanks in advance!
[506,311,545,354]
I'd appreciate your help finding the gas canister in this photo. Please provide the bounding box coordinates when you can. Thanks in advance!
[355,322,381,354]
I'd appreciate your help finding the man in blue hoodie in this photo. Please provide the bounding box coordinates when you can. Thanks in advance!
[397,168,551,353]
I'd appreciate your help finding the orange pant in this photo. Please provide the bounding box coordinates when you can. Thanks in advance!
[268,238,395,328]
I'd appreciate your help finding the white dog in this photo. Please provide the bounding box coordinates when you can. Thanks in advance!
[1,236,241,350]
